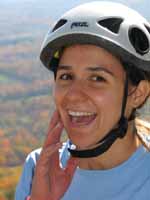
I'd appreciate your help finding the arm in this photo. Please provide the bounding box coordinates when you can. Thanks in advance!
[15,148,41,200]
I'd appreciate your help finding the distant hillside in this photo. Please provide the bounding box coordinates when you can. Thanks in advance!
[0,1,55,170]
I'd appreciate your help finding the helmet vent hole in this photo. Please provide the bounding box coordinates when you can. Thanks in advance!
[144,24,150,34]
[52,19,67,32]
[129,27,149,55]
[98,18,123,34]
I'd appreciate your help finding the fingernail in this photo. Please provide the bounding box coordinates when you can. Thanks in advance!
[58,122,63,127]
[56,142,62,146]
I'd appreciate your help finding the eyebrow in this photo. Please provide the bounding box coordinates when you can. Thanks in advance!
[57,65,72,71]
[57,65,114,76]
[86,66,114,76]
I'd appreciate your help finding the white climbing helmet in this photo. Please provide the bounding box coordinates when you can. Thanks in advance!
[40,1,150,72]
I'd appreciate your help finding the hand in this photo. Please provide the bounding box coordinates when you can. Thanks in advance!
[30,110,78,200]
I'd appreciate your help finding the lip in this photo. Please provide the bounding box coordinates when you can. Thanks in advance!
[67,112,97,128]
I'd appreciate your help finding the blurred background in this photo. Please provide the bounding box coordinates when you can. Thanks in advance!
[0,0,150,199]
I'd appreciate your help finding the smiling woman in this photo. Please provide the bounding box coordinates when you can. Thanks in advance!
[15,1,150,200]
[54,45,126,151]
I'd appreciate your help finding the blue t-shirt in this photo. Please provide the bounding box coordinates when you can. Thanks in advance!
[15,141,150,200]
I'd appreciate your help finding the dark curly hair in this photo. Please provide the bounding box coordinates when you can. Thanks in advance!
[122,62,150,120]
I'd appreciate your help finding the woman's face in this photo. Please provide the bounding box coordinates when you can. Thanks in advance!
[54,44,127,149]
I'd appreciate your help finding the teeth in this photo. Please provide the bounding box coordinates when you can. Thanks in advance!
[68,110,95,117]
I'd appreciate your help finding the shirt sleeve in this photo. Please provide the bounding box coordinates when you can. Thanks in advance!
[15,148,41,200]
[15,142,69,200]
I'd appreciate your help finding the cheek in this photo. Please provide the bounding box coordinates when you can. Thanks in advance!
[93,88,124,126]
[94,90,123,134]
[93,89,121,108]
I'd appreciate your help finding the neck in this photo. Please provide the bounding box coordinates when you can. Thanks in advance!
[78,121,141,170]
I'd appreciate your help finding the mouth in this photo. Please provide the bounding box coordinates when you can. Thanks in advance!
[67,110,97,127]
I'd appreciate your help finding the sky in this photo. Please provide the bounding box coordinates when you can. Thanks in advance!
[1,0,150,21]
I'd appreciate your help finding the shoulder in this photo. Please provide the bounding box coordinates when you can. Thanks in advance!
[25,141,69,166]
[15,148,42,200]
[26,148,42,166]
[22,141,70,177]
[15,142,70,200]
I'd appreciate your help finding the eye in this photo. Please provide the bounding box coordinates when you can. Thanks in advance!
[91,75,106,82]
[58,73,73,80]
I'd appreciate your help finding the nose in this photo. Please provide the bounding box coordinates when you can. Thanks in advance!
[65,80,88,103]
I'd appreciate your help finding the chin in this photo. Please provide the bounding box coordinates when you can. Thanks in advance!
[67,132,97,150]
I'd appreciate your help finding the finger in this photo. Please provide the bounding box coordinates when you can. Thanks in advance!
[38,142,62,168]
[44,122,64,147]
[64,157,78,179]
[49,151,61,171]
[48,110,60,131]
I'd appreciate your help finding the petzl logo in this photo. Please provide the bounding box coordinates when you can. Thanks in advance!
[71,22,89,29]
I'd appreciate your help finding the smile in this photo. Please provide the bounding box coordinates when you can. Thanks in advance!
[68,110,97,126]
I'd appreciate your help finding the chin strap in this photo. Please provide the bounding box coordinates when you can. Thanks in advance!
[68,75,129,158]
[68,116,128,158]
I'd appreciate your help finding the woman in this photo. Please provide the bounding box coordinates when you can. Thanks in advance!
[15,2,150,200]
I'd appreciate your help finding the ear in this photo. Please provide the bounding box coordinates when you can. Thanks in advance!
[130,80,150,109]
